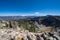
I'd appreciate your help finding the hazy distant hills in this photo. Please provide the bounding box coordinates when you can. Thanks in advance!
[0,16,37,20]
[0,15,60,27]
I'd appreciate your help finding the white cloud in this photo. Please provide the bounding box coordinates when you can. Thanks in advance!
[21,12,40,16]
[34,12,40,16]
[35,12,40,15]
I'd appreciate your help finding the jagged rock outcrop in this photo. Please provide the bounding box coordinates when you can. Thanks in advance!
[0,29,60,40]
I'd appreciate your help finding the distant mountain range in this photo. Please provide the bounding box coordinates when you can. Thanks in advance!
[0,16,37,20]
[0,15,60,28]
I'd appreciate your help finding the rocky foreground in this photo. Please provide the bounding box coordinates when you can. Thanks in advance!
[0,29,60,40]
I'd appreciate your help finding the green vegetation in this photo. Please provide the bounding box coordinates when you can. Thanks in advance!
[18,19,37,32]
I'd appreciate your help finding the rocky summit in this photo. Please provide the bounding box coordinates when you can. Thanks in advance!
[0,29,60,40]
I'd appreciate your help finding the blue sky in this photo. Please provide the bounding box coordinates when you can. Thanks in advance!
[0,0,60,16]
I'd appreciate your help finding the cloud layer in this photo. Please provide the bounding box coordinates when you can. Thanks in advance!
[0,12,60,16]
